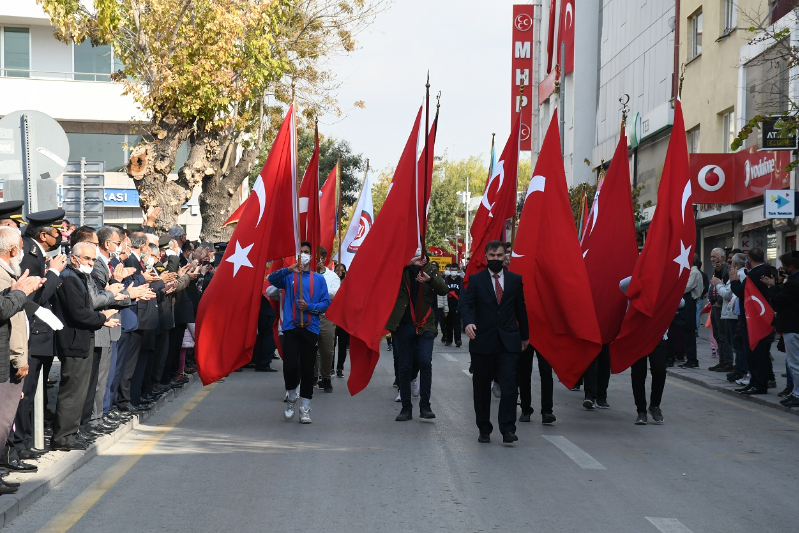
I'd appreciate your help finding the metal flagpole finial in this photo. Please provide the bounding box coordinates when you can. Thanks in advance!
[619,94,630,126]
[436,91,442,111]
[519,82,525,96]
[554,65,561,95]
[426,71,430,90]
[678,63,686,100]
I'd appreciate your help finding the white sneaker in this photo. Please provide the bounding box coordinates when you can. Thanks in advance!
[395,390,402,402]
[299,405,312,424]
[736,374,750,386]
[284,397,297,420]
[411,379,420,398]
[492,382,501,398]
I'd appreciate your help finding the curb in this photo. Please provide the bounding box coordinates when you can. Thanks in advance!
[666,368,799,418]
[0,374,199,529]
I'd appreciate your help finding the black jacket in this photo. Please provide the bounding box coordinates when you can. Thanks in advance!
[459,268,529,354]
[123,255,164,331]
[53,267,107,357]
[769,272,799,334]
[731,263,772,340]
[21,236,62,357]
[173,255,196,325]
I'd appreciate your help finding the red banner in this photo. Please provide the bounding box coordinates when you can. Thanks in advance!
[512,4,535,151]
[690,148,791,204]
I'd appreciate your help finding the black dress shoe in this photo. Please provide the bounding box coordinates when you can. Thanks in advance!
[244,362,256,369]
[419,406,436,419]
[740,388,768,395]
[76,430,97,442]
[51,439,89,452]
[455,341,462,348]
[29,448,46,455]
[255,366,278,372]
[478,433,490,443]
[395,408,413,422]
[18,449,42,460]
[679,361,699,368]
[781,396,799,408]
[502,432,519,443]
[519,413,531,423]
[445,342,452,347]
[0,484,18,495]
[336,369,344,378]
[0,460,38,472]
[323,380,333,393]
[1,477,21,488]
[778,387,792,398]
[541,412,557,425]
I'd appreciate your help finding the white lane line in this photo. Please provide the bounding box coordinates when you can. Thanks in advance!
[462,369,472,378]
[645,517,694,533]
[439,352,458,362]
[542,436,606,470]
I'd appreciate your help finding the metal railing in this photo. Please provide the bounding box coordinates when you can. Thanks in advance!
[0,68,114,82]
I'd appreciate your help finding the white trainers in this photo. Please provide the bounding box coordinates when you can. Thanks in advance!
[299,406,312,424]
[284,397,297,420]
[411,378,420,398]
[735,374,750,386]
[395,390,402,402]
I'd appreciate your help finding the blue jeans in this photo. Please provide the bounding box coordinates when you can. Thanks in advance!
[392,321,434,410]
[785,333,799,397]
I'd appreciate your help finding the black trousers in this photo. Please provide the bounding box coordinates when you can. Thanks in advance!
[163,325,187,384]
[631,339,668,413]
[335,326,349,371]
[748,336,773,390]
[282,328,319,399]
[4,355,46,461]
[444,309,461,344]
[117,330,144,408]
[517,346,554,415]
[472,350,518,435]
[252,297,276,369]
[152,329,171,384]
[53,343,95,444]
[683,296,698,363]
[132,330,156,404]
[583,344,611,402]
[79,347,102,431]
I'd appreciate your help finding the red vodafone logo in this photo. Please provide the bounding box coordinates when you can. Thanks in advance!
[521,123,531,141]
[697,164,725,192]
[515,14,533,32]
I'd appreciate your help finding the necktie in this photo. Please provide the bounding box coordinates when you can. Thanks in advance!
[493,274,503,304]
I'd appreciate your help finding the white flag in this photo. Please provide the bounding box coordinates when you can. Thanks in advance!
[337,170,375,268]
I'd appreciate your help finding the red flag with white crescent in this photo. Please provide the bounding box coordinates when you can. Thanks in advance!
[744,281,774,350]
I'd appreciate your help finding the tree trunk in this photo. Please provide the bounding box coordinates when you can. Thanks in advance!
[198,146,261,242]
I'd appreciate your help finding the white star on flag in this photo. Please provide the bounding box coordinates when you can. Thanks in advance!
[673,240,692,277]
[226,240,254,276]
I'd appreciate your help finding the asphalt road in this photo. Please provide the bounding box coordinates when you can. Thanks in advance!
[5,339,798,533]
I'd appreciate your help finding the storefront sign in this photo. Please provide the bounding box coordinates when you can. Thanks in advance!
[104,188,140,207]
[761,116,798,151]
[512,4,536,150]
[690,148,791,204]
[764,189,795,218]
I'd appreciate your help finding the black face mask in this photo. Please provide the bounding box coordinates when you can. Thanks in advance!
[338,272,346,280]
[487,260,504,273]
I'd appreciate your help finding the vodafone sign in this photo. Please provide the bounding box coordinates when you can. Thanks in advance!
[690,149,791,204]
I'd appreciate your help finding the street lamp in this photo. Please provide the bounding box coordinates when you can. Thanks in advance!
[457,189,471,253]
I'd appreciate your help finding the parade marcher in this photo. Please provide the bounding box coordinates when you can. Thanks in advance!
[631,338,668,425]
[443,263,462,347]
[516,345,556,424]
[333,264,350,378]
[252,295,278,372]
[313,247,340,393]
[268,242,330,424]
[386,250,447,421]
[763,251,799,408]
[581,346,611,410]
[460,241,529,444]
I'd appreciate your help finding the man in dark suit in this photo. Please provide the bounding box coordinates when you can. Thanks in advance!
[2,209,68,470]
[460,240,529,444]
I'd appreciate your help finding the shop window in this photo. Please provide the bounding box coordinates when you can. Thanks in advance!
[688,127,701,153]
[2,27,30,78]
[66,133,128,171]
[689,9,703,60]
[721,110,735,153]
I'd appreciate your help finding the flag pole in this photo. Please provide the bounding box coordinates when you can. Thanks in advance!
[416,73,431,327]
[292,82,304,327]
[336,153,342,266]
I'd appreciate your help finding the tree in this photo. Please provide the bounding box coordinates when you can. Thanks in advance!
[40,0,385,239]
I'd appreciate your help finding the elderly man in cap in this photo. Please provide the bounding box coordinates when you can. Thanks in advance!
[2,209,69,472]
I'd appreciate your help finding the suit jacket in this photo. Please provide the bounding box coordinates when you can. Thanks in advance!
[123,255,163,331]
[459,268,529,354]
[173,254,196,325]
[20,236,62,357]
[53,267,106,357]
[90,257,129,347]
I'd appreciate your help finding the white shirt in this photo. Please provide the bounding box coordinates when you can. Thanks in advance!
[489,268,505,298]
[320,267,341,298]
[34,239,60,276]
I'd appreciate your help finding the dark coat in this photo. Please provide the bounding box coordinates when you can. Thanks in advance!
[769,272,799,334]
[173,254,196,325]
[459,268,529,354]
[53,267,107,357]
[20,236,62,357]
[123,255,164,331]
[730,263,772,340]
[384,262,448,334]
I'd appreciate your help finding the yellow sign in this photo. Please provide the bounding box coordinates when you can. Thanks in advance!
[429,257,453,273]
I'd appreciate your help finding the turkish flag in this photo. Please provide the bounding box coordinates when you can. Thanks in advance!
[326,106,423,395]
[546,0,558,73]
[580,125,639,344]
[464,113,521,287]
[223,198,248,227]
[299,138,321,258]
[195,106,299,385]
[744,281,774,350]
[610,100,695,372]
[509,111,601,389]
[417,116,438,238]
[559,0,575,73]
[319,165,338,261]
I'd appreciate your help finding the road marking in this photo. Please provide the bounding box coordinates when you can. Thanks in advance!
[462,369,472,378]
[668,380,799,430]
[439,352,458,362]
[37,384,215,533]
[645,517,694,533]
[542,435,606,470]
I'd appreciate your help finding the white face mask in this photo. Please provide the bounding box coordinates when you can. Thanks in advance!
[145,257,155,269]
[300,253,311,266]
[444,270,451,276]
[78,263,93,275]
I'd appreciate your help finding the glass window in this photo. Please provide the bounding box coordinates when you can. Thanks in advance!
[721,110,735,153]
[688,127,700,153]
[73,40,113,81]
[66,133,127,171]
[723,0,737,33]
[744,42,791,148]
[3,27,30,78]
[689,10,703,60]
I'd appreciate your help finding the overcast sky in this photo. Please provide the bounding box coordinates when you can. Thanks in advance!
[321,0,526,171]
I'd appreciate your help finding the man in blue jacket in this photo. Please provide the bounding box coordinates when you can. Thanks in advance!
[268,241,330,424]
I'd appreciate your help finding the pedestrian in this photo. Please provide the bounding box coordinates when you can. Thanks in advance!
[762,251,799,407]
[705,248,733,371]
[460,240,529,444]
[631,338,668,425]
[268,242,330,424]
[386,250,447,421]
[333,263,349,378]
[313,246,340,393]
[443,263,462,348]
[516,345,556,424]
[681,254,704,367]
[712,253,748,383]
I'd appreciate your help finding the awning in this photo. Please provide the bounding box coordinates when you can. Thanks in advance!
[740,205,771,232]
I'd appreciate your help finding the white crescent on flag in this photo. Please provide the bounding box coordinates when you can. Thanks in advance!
[252,176,267,227]
[748,295,766,316]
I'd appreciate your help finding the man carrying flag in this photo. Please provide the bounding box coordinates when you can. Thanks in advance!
[268,241,330,423]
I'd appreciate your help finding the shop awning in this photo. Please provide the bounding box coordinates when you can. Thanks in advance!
[740,205,771,232]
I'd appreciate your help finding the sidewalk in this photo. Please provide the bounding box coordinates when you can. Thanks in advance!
[0,372,200,528]
[666,325,796,416]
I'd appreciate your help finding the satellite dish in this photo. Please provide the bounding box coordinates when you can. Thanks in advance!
[0,110,69,217]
